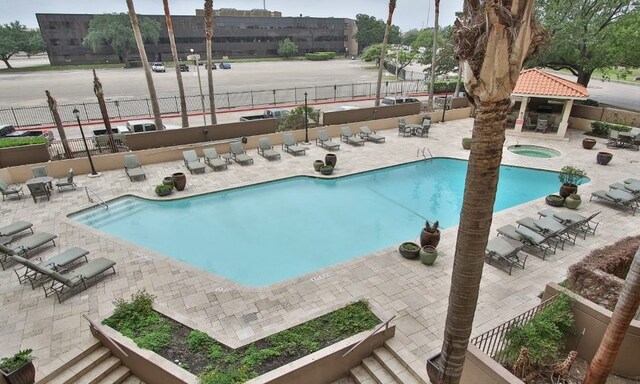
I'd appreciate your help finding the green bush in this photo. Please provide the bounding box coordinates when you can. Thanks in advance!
[187,330,214,353]
[127,61,143,68]
[199,366,252,384]
[433,80,458,94]
[0,137,48,148]
[305,52,336,61]
[587,121,632,138]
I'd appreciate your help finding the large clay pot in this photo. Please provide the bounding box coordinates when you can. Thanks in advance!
[162,177,174,190]
[582,138,596,149]
[320,165,334,175]
[313,160,324,172]
[559,184,577,198]
[420,229,441,248]
[325,153,337,168]
[419,245,438,265]
[172,172,186,191]
[399,242,420,259]
[597,151,613,165]
[564,194,582,209]
[3,361,36,384]
[546,194,565,207]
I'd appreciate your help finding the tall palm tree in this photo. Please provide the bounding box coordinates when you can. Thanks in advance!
[428,0,440,109]
[427,1,547,383]
[126,0,163,130]
[163,0,188,128]
[92,69,117,153]
[374,0,397,107]
[204,0,218,124]
[584,247,640,384]
[45,90,72,159]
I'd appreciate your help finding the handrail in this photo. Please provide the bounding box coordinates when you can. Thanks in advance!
[342,315,396,358]
[82,314,128,358]
[85,186,108,210]
[417,147,433,161]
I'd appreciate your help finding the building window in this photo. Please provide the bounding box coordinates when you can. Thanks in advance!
[48,22,56,29]
[50,39,60,46]
[68,38,79,46]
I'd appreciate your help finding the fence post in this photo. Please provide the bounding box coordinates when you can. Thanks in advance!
[250,91,254,109]
[272,90,276,106]
[174,96,179,113]
[82,103,89,122]
[351,83,355,99]
[146,98,151,117]
[314,86,317,102]
[294,88,298,104]
[334,85,337,101]
[226,92,231,109]
[114,100,122,119]
[10,107,19,127]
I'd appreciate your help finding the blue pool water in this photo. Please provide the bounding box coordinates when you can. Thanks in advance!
[70,158,560,287]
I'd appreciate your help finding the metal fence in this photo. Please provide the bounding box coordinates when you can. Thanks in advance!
[1,80,425,128]
[48,136,128,160]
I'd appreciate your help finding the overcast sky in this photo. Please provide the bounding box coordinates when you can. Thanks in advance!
[0,0,464,31]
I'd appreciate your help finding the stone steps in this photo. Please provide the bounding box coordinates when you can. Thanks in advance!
[349,343,429,384]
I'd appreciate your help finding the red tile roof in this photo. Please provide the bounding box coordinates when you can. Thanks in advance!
[513,68,589,99]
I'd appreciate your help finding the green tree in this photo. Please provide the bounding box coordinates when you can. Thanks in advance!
[402,28,421,46]
[374,1,397,107]
[389,49,415,74]
[354,13,400,52]
[0,21,45,69]
[361,43,383,65]
[277,38,299,58]
[276,106,319,132]
[83,13,161,67]
[532,0,639,86]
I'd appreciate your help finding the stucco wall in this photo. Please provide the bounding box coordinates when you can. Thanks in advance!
[460,346,523,384]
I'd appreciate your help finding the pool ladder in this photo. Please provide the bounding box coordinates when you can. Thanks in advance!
[85,186,108,210]
[417,147,433,161]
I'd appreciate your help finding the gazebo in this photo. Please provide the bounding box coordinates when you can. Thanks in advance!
[511,68,589,138]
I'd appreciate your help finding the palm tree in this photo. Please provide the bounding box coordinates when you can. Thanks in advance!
[92,69,118,153]
[163,0,188,128]
[204,0,218,124]
[126,0,163,130]
[583,247,640,384]
[45,90,72,159]
[374,0,397,107]
[427,1,547,383]
[427,0,440,110]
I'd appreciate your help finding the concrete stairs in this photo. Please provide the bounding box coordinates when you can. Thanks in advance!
[36,339,145,384]
[349,341,430,384]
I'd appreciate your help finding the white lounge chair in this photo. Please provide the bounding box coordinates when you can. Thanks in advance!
[590,189,638,215]
[257,137,281,161]
[183,150,206,174]
[340,126,365,146]
[282,133,306,155]
[485,237,527,275]
[203,148,228,171]
[316,130,340,151]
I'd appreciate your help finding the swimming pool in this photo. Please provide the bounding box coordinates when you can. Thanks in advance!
[70,158,559,287]
[507,145,561,158]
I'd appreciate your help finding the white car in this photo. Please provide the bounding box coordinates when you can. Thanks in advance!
[151,62,165,73]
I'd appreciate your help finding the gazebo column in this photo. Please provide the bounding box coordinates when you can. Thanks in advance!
[556,99,573,138]
[514,96,529,132]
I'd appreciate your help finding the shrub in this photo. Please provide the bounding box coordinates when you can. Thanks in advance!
[277,105,320,132]
[187,330,214,353]
[578,98,599,106]
[155,184,172,195]
[199,366,252,384]
[277,38,298,58]
[586,121,631,138]
[0,349,34,373]
[558,166,587,186]
[0,137,48,148]
[433,80,458,94]
[305,52,336,61]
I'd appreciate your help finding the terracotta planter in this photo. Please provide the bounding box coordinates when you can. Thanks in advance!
[313,160,324,172]
[2,362,36,384]
[172,172,186,191]
[399,242,420,259]
[325,153,337,168]
[419,245,438,265]
[420,229,441,248]
[546,194,565,207]
[597,151,613,165]
[559,183,577,198]
[582,138,596,149]
[320,165,333,175]
[564,194,582,209]
[462,138,472,150]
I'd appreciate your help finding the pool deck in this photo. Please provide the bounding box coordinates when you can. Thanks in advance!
[2,118,639,379]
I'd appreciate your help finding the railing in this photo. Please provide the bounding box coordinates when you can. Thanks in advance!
[82,314,128,358]
[470,295,559,366]
[417,147,433,161]
[48,136,128,160]
[85,186,108,210]
[342,315,396,358]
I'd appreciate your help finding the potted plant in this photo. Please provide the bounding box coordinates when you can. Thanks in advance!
[162,176,174,189]
[558,166,587,198]
[325,153,337,168]
[462,137,472,150]
[172,172,187,191]
[399,242,420,259]
[320,165,333,175]
[313,160,324,172]
[582,137,596,149]
[419,245,438,265]
[1,349,35,384]
[596,151,613,165]
[564,193,581,209]
[420,220,441,248]
[545,194,565,207]
[155,184,173,197]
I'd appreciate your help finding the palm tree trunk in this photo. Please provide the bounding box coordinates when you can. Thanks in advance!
[45,90,72,159]
[583,247,640,384]
[428,0,440,110]
[126,0,163,130]
[204,0,217,124]
[374,0,397,107]
[92,70,118,153]
[163,0,188,128]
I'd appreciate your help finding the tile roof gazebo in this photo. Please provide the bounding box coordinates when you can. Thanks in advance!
[512,68,589,138]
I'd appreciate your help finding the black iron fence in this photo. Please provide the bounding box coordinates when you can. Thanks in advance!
[1,80,424,128]
[48,136,128,160]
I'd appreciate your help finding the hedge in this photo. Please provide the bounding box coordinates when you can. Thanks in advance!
[0,137,48,148]
[586,121,631,138]
[433,80,458,94]
[305,52,336,61]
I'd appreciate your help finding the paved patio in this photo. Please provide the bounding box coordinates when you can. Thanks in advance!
[1,118,639,380]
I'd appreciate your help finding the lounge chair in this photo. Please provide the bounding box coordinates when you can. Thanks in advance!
[55,169,77,191]
[398,118,411,137]
[538,209,600,238]
[0,221,33,237]
[12,247,89,288]
[203,148,228,171]
[359,126,385,143]
[316,130,340,151]
[0,232,57,270]
[183,150,206,174]
[485,237,527,275]
[497,224,556,260]
[415,119,430,137]
[229,141,254,165]
[27,182,51,203]
[282,133,307,155]
[257,137,281,161]
[123,154,146,181]
[0,177,24,201]
[31,166,48,178]
[590,189,638,215]
[610,182,640,195]
[516,216,577,249]
[340,126,365,146]
[625,178,640,185]
[43,257,116,303]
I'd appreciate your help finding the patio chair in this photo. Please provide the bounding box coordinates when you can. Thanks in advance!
[55,169,77,192]
[282,133,307,155]
[538,209,600,238]
[590,189,639,215]
[415,119,430,137]
[610,181,640,195]
[229,141,254,165]
[524,115,536,130]
[535,119,549,133]
[485,237,528,275]
[12,247,89,288]
[516,217,567,250]
[398,118,412,137]
[359,126,385,143]
[257,137,281,161]
[31,166,48,178]
[497,224,557,260]
[316,129,340,151]
[606,130,621,148]
[0,177,24,201]
[43,257,117,303]
[27,182,51,203]
[0,221,34,238]
[183,150,206,174]
[123,154,146,181]
[340,126,365,146]
[0,232,57,270]
[203,148,228,171]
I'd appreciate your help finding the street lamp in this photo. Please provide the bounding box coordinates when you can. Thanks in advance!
[72,108,100,177]
[303,92,309,144]
[189,48,207,126]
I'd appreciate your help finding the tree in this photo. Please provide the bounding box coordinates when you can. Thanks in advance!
[276,106,319,132]
[126,0,163,131]
[402,28,421,46]
[389,50,416,74]
[163,0,188,128]
[428,0,441,109]
[277,38,299,58]
[83,13,160,67]
[204,0,217,125]
[354,14,401,52]
[374,1,397,107]
[0,21,45,69]
[45,90,71,159]
[584,247,640,384]
[93,70,118,153]
[532,0,639,86]
[427,1,547,383]
[362,43,383,65]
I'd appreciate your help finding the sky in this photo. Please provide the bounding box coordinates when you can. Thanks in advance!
[0,0,464,31]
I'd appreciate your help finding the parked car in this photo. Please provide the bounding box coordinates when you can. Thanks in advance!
[179,64,189,72]
[240,109,289,121]
[0,124,52,140]
[205,63,217,70]
[151,62,166,72]
[219,62,231,69]
[381,96,420,105]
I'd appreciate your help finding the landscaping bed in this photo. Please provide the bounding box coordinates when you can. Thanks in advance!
[103,291,380,383]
